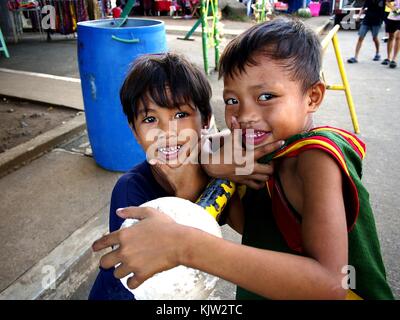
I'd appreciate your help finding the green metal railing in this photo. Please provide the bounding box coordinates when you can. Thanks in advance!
[0,28,10,58]
[180,0,221,75]
[117,0,221,75]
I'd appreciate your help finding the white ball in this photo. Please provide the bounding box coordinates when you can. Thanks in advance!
[119,197,222,300]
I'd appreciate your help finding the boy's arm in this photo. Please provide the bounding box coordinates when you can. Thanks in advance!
[296,149,349,289]
[223,191,244,234]
[185,149,348,299]
[93,150,348,299]
[198,149,347,298]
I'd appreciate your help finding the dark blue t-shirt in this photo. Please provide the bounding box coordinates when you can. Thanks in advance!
[362,0,385,26]
[88,161,170,300]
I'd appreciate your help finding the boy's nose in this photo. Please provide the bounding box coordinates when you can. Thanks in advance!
[237,104,260,128]
[159,119,178,135]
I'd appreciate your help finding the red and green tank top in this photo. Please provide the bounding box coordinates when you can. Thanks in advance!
[237,126,394,300]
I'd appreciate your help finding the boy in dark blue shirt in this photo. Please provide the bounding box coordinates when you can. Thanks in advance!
[88,52,214,300]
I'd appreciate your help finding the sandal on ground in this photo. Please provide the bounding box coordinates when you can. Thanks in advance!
[373,54,381,61]
[347,57,358,63]
[381,58,390,65]
[389,61,397,69]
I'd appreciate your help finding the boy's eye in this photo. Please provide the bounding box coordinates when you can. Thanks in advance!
[143,116,156,123]
[175,111,189,119]
[258,93,274,101]
[225,98,238,105]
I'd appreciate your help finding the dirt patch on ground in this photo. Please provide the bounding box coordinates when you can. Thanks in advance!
[0,96,79,153]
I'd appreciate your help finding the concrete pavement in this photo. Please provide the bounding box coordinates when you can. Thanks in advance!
[4,16,398,301]
[0,146,120,298]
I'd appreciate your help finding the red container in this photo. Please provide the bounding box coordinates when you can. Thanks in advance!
[154,0,172,12]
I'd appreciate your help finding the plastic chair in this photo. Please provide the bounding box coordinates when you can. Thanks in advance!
[0,28,10,58]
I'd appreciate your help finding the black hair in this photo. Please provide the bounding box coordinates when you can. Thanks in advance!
[120,52,212,128]
[219,18,322,93]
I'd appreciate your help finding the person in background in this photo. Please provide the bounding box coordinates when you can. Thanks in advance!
[143,0,153,16]
[382,0,400,68]
[382,0,393,42]
[112,0,123,18]
[347,0,386,63]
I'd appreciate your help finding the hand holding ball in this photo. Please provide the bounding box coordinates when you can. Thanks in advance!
[119,197,223,300]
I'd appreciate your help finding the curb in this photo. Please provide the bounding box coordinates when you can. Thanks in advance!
[0,69,84,111]
[0,114,86,178]
[0,210,107,300]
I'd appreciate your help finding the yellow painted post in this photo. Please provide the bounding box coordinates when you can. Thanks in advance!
[332,33,360,134]
[321,25,340,52]
[321,25,360,134]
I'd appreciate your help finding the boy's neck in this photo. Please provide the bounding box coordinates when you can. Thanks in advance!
[175,165,210,202]
[304,116,315,133]
[150,163,210,202]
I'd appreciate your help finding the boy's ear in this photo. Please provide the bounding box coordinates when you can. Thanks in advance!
[307,81,326,113]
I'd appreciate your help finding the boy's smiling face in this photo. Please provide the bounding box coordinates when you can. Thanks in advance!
[132,96,205,168]
[223,54,323,148]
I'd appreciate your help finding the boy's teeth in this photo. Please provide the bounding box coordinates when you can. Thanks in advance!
[246,131,266,138]
[158,145,182,153]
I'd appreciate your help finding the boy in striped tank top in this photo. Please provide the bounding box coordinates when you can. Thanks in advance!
[93,18,394,300]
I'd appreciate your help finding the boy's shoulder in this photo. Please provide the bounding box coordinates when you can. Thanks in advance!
[294,147,341,181]
[114,161,153,189]
[109,160,168,231]
[109,161,162,234]
[259,126,366,207]
[112,160,161,198]
[116,161,152,185]
[113,160,169,199]
[289,127,365,179]
[263,126,366,171]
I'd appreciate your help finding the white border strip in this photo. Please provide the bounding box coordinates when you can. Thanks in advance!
[0,68,81,83]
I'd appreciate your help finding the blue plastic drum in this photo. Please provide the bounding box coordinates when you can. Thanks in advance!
[77,19,167,171]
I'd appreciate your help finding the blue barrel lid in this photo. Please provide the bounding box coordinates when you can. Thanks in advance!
[77,18,164,30]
